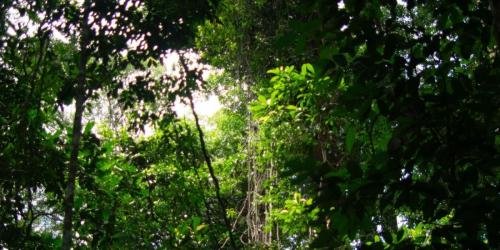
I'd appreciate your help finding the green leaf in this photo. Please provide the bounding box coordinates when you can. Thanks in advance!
[258,95,267,104]
[267,68,281,75]
[305,63,314,75]
[195,224,207,232]
[249,103,266,114]
[84,121,95,135]
[300,64,308,76]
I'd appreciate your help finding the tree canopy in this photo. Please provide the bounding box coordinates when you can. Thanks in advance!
[0,0,499,249]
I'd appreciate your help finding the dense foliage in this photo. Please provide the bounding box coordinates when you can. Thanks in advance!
[1,0,499,249]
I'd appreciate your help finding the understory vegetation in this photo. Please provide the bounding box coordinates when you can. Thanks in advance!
[1,0,499,249]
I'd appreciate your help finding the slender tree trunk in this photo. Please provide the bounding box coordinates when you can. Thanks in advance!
[188,93,238,249]
[61,2,90,248]
[178,124,220,248]
[61,95,85,249]
[178,53,237,248]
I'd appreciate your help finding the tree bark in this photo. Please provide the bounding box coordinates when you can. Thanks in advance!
[61,2,90,249]
[61,95,85,250]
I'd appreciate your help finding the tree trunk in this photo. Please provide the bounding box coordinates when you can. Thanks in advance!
[188,93,238,249]
[61,2,90,248]
[61,95,85,250]
[178,53,237,249]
